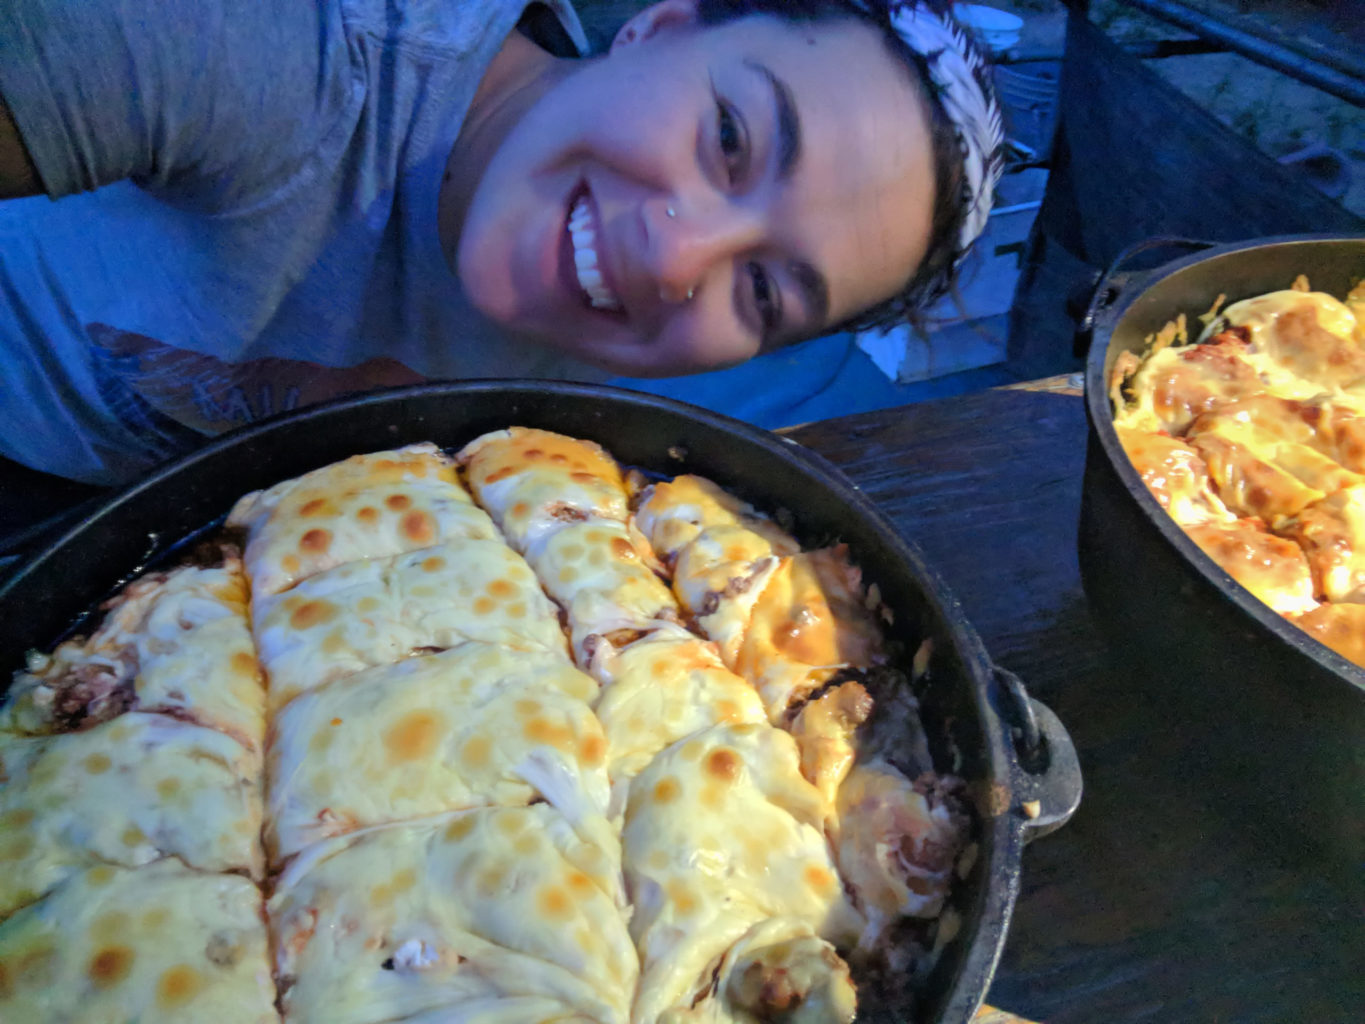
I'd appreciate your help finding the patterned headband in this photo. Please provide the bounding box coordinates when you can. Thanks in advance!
[888,1,1005,269]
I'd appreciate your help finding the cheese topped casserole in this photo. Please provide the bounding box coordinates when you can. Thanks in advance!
[1112,277,1365,666]
[0,432,971,1023]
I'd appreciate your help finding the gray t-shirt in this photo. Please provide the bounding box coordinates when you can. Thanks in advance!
[0,0,595,484]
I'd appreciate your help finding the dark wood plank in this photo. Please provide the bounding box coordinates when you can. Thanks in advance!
[786,389,1365,1023]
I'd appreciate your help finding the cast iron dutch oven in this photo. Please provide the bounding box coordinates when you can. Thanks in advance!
[0,383,1080,1024]
[1078,234,1365,868]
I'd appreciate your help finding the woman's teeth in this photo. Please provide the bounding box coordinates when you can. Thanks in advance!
[569,196,621,312]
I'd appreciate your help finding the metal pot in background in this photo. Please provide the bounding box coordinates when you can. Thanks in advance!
[0,382,1080,1024]
[1078,234,1365,869]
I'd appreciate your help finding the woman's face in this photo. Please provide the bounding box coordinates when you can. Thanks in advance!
[455,0,936,376]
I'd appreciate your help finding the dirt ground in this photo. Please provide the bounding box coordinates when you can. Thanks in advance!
[987,0,1365,215]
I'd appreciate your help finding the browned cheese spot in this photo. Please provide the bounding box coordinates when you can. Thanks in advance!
[653,777,681,804]
[88,946,135,988]
[805,865,835,890]
[299,497,328,517]
[299,528,331,554]
[230,650,261,679]
[487,578,516,599]
[357,505,380,524]
[156,965,203,1007]
[473,596,496,615]
[281,553,301,576]
[402,510,437,545]
[84,753,113,775]
[524,717,573,750]
[422,555,447,573]
[483,466,516,485]
[290,599,338,630]
[579,734,606,766]
[567,870,594,893]
[445,815,476,841]
[386,494,413,511]
[384,710,444,762]
[705,747,741,782]
[667,879,697,916]
[539,886,572,919]
[510,501,530,520]
[610,537,636,560]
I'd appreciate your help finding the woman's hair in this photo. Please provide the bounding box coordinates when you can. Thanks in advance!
[695,0,994,334]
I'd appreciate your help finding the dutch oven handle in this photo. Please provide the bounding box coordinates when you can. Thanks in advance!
[1071,236,1219,359]
[992,666,1082,841]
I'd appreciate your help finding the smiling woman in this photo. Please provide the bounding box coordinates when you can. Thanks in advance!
[450,0,1002,376]
[0,0,999,485]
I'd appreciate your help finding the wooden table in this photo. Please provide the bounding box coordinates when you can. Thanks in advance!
[784,382,1364,1023]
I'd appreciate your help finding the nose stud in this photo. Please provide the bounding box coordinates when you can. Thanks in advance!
[666,207,677,219]
[658,287,696,303]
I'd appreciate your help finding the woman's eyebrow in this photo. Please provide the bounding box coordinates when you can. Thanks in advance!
[743,59,801,181]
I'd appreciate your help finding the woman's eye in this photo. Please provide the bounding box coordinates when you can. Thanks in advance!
[715,99,746,183]
[747,261,779,333]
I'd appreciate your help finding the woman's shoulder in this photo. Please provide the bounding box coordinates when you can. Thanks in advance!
[336,0,588,58]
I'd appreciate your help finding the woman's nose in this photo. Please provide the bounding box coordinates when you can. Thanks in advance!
[644,195,763,304]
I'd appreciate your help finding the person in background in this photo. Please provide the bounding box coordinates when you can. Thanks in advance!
[0,0,1002,485]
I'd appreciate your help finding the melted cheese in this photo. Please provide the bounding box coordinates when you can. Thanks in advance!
[591,625,766,797]
[1292,602,1365,666]
[786,681,874,806]
[622,724,862,1024]
[671,526,791,665]
[1212,290,1365,388]
[527,519,679,665]
[734,548,884,722]
[658,918,856,1024]
[460,429,630,551]
[253,537,570,710]
[267,644,607,862]
[269,807,636,1024]
[634,475,799,569]
[1282,485,1365,602]
[1117,285,1365,665]
[1115,334,1273,435]
[2,558,265,753]
[1115,428,1234,527]
[0,713,263,920]
[0,861,276,1023]
[229,444,498,596]
[1183,519,1317,615]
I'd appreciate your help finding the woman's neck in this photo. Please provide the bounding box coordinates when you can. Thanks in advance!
[437,29,570,269]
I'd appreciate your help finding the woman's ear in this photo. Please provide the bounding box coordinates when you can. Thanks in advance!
[610,0,700,52]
